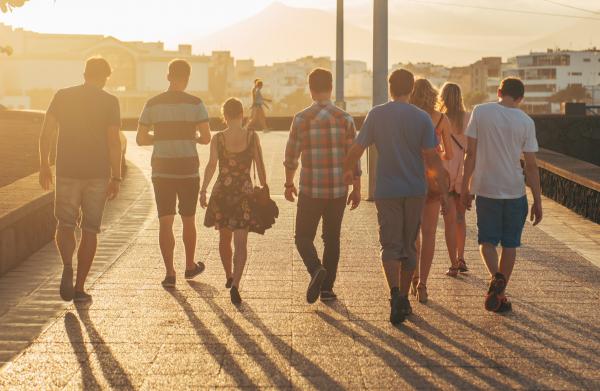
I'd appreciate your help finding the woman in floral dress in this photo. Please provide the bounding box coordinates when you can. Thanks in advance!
[200,98,268,304]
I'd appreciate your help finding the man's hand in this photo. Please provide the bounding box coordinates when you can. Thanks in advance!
[343,170,354,186]
[347,188,361,210]
[200,192,208,208]
[284,184,297,202]
[39,165,53,191]
[460,191,474,211]
[530,201,543,226]
[106,179,120,200]
[440,194,449,216]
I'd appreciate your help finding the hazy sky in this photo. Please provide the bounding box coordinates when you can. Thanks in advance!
[0,0,348,46]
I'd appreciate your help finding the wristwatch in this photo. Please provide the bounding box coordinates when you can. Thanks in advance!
[111,177,122,183]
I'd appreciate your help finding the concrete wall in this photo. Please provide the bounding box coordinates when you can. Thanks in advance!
[0,174,55,276]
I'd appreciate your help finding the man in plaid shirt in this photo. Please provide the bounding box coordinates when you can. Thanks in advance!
[284,68,362,304]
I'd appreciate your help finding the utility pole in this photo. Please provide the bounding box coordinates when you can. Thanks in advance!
[335,0,345,109]
[369,0,388,200]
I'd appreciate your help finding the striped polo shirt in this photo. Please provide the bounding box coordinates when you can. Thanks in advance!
[139,91,209,179]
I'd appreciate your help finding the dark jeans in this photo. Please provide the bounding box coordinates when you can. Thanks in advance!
[295,193,346,291]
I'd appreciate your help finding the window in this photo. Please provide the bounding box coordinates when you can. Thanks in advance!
[570,72,583,76]
[583,58,591,62]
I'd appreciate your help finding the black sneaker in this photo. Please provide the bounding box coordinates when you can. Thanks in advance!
[161,275,176,288]
[225,277,233,289]
[230,286,242,305]
[485,273,507,312]
[184,262,206,279]
[389,291,406,325]
[320,291,337,302]
[494,297,512,313]
[306,267,327,304]
[73,291,92,303]
[60,266,74,301]
[399,295,412,316]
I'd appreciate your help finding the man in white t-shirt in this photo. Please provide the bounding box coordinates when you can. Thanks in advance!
[461,77,543,313]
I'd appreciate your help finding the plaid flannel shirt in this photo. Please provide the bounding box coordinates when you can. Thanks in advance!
[284,101,361,199]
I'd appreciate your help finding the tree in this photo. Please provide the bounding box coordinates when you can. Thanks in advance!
[463,90,488,109]
[549,85,590,103]
[1,0,29,13]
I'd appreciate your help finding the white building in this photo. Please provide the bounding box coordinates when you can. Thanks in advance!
[0,23,210,116]
[503,49,600,113]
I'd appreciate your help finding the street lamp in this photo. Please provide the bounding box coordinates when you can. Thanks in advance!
[335,0,345,110]
[368,0,388,200]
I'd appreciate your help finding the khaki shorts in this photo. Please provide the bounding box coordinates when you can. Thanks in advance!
[375,196,425,270]
[55,177,109,234]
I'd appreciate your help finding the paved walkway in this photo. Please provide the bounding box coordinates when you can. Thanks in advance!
[0,133,599,390]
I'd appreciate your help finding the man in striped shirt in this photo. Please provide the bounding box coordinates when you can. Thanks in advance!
[137,59,211,288]
[284,68,362,304]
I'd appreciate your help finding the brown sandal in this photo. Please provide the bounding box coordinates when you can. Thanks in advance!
[446,267,459,277]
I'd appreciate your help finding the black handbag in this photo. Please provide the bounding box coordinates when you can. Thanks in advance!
[250,132,279,233]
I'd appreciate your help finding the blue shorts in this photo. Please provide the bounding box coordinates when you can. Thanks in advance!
[476,196,528,248]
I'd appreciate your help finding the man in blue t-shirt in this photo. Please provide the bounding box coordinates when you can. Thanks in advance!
[344,69,449,325]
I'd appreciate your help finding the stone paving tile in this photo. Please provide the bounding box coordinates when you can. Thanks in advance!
[0,134,599,389]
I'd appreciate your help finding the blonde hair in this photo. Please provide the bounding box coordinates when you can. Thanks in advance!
[438,82,466,131]
[410,78,438,114]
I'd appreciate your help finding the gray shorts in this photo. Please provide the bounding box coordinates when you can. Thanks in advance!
[55,177,109,234]
[375,197,425,270]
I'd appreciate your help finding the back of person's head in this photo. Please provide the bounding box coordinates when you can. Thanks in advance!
[254,79,263,88]
[308,68,333,93]
[168,59,191,82]
[439,82,466,128]
[499,77,525,101]
[388,69,414,98]
[84,56,112,82]
[410,78,438,114]
[222,97,244,121]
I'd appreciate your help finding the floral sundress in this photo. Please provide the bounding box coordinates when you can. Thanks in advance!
[204,132,263,233]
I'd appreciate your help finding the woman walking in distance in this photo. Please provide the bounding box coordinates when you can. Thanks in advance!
[410,78,454,303]
[249,79,271,131]
[201,98,268,304]
[439,83,471,277]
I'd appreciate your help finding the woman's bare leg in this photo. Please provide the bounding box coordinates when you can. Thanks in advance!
[419,198,440,286]
[455,197,467,261]
[443,197,458,267]
[219,229,233,280]
[232,229,249,288]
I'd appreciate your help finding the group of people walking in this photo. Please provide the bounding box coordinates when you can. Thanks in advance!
[39,56,543,326]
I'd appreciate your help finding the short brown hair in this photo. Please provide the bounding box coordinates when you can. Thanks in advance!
[168,59,191,80]
[222,97,244,120]
[499,77,525,100]
[308,68,333,93]
[84,56,111,80]
[389,69,415,97]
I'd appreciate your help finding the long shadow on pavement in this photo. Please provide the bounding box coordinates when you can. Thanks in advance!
[166,286,257,388]
[315,310,451,390]
[237,301,346,390]
[64,312,101,389]
[427,301,592,389]
[188,281,291,388]
[75,304,135,389]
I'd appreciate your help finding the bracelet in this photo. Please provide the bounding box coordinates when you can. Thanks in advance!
[284,183,295,189]
[111,177,122,182]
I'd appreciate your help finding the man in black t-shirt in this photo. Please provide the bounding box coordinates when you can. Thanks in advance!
[39,57,122,303]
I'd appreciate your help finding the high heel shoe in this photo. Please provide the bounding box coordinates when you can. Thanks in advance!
[416,283,428,304]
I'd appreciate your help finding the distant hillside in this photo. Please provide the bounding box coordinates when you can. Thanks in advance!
[192,2,480,67]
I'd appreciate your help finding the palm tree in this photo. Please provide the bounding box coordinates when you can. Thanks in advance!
[1,0,29,13]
